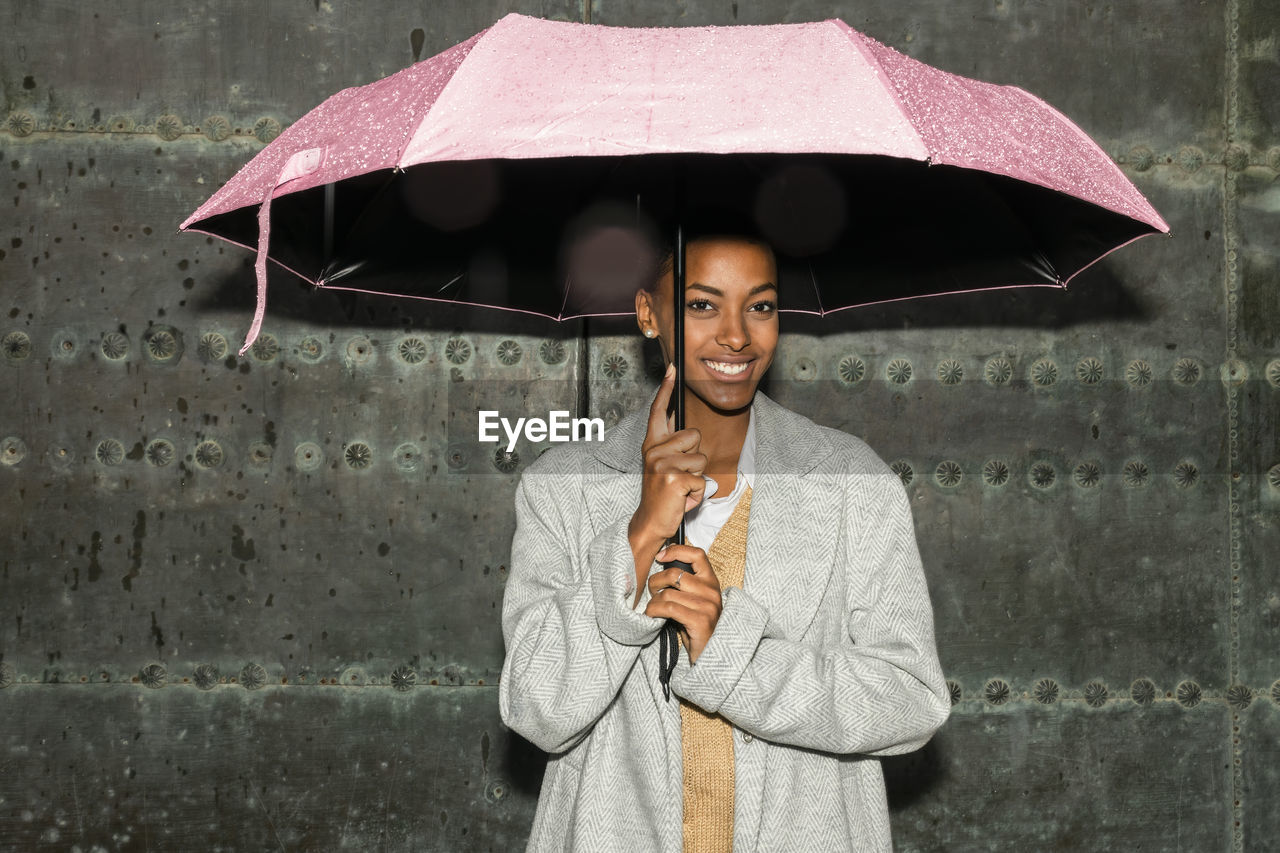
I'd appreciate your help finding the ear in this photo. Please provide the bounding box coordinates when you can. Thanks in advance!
[635,288,655,336]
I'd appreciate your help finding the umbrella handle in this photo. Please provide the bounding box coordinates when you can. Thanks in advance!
[657,558,693,701]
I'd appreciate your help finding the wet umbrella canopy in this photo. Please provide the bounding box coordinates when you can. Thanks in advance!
[181,13,1168,354]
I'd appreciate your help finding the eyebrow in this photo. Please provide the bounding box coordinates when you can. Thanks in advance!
[687,282,777,297]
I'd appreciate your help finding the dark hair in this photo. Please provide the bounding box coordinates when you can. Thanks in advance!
[646,207,776,292]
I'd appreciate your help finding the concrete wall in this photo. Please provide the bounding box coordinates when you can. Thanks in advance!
[2,1,1276,849]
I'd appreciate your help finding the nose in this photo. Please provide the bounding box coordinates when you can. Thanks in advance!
[716,308,749,351]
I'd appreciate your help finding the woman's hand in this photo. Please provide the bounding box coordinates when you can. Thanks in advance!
[644,544,721,664]
[627,364,707,604]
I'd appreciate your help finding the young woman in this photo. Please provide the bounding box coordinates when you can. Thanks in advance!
[500,234,949,852]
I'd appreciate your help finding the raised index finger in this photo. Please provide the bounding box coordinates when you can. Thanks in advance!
[645,362,676,447]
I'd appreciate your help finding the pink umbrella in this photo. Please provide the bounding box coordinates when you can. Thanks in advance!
[181,12,1167,357]
[183,13,1170,697]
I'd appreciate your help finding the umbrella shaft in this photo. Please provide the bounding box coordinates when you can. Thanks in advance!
[673,224,686,547]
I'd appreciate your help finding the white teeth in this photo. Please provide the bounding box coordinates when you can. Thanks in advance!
[706,360,749,376]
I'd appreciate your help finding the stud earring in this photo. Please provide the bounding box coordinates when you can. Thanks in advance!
[644,329,656,338]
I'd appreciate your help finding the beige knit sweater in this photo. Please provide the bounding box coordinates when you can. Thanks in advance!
[681,487,752,853]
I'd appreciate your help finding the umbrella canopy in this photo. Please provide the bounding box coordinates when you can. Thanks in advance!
[182,13,1168,355]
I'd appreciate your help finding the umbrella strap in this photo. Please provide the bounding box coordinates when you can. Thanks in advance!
[239,147,327,357]
[659,622,680,701]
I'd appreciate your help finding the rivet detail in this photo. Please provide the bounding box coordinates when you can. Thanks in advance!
[1032,678,1059,704]
[239,663,267,690]
[1176,146,1205,173]
[140,663,167,688]
[1173,461,1199,489]
[1073,462,1101,488]
[984,679,1010,705]
[346,335,374,364]
[198,332,228,361]
[1130,678,1157,706]
[250,334,279,362]
[294,442,323,472]
[602,354,629,379]
[539,339,567,365]
[1265,359,1280,388]
[193,440,224,469]
[1175,681,1203,708]
[1226,685,1252,711]
[982,459,1009,487]
[95,439,125,466]
[247,442,273,467]
[1125,359,1153,387]
[1075,357,1103,384]
[398,337,427,364]
[1123,460,1150,487]
[297,336,324,362]
[155,114,183,141]
[937,359,963,385]
[0,436,27,466]
[1030,462,1056,489]
[6,112,35,137]
[100,331,130,360]
[393,442,422,473]
[145,439,175,467]
[496,339,523,365]
[1030,358,1058,386]
[791,357,816,382]
[445,338,472,364]
[890,460,913,486]
[391,666,418,692]
[343,442,373,469]
[193,664,219,690]
[203,115,231,142]
[1173,358,1201,385]
[1129,146,1155,171]
[934,460,962,488]
[494,448,520,473]
[1084,681,1109,708]
[886,358,912,384]
[253,116,282,144]
[837,355,865,385]
[984,357,1013,386]
[143,326,181,362]
[2,330,31,361]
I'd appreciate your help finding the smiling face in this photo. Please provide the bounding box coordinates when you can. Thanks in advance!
[636,235,779,418]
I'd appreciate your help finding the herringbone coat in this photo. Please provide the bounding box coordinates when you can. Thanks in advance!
[500,392,949,852]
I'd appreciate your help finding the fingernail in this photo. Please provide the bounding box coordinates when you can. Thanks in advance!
[665,363,675,379]
[656,548,667,561]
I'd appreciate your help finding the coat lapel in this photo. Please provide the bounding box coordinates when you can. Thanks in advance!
[744,394,840,641]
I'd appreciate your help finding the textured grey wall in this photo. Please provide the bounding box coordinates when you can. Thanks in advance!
[2,1,1277,850]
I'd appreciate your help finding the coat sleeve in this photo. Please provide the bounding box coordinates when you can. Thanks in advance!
[669,467,950,756]
[499,466,664,754]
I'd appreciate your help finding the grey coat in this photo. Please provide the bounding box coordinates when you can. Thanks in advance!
[500,392,949,852]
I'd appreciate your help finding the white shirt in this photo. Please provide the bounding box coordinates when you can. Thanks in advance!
[683,409,756,553]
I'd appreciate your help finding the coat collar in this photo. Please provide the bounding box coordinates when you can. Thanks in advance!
[589,391,834,477]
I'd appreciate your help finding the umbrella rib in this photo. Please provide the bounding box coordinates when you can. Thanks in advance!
[806,261,826,316]
[557,274,573,322]
[831,20,930,160]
